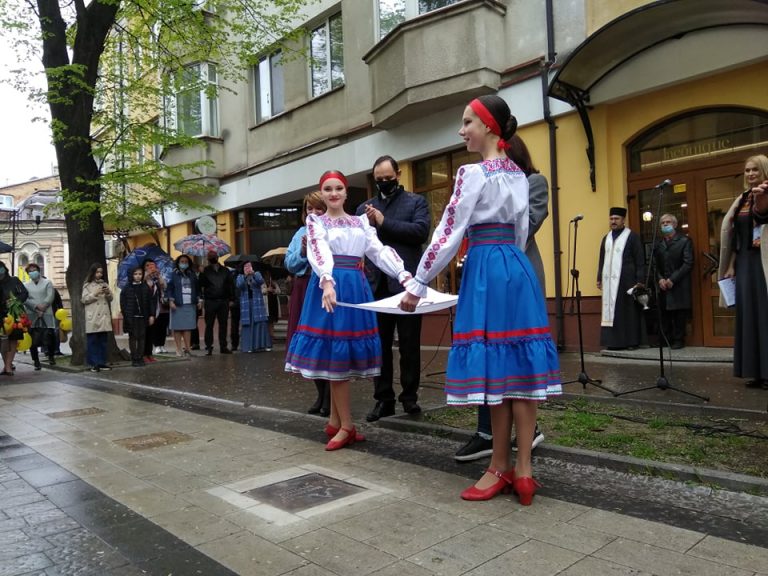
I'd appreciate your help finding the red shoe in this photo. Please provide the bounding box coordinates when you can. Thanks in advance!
[325,427,363,451]
[513,476,542,506]
[460,468,513,501]
[144,356,156,363]
[325,424,365,442]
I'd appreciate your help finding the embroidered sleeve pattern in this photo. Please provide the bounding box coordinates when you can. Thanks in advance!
[362,217,408,283]
[406,165,482,297]
[306,214,335,287]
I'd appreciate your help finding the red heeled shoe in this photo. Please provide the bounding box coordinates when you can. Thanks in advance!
[325,424,365,442]
[513,476,541,506]
[460,468,513,501]
[325,427,364,451]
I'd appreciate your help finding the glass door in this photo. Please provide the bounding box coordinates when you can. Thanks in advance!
[696,167,743,347]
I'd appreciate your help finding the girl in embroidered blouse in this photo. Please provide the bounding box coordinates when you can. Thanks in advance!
[285,170,411,451]
[400,95,561,506]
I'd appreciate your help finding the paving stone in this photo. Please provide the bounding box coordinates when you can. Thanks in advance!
[490,508,617,555]
[0,516,27,533]
[135,546,237,576]
[42,528,131,575]
[150,505,241,547]
[558,556,653,575]
[594,538,754,576]
[0,552,52,576]
[568,508,705,552]
[3,499,58,520]
[21,517,81,539]
[0,529,54,561]
[0,491,46,510]
[687,535,768,573]
[328,500,468,558]
[281,565,340,576]
[17,466,77,489]
[38,480,103,510]
[0,445,36,459]
[408,525,526,576]
[368,562,437,576]
[198,530,306,576]
[3,454,54,474]
[463,539,583,576]
[285,528,398,576]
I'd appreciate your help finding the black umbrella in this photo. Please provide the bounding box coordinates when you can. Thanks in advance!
[0,241,12,254]
[224,254,263,266]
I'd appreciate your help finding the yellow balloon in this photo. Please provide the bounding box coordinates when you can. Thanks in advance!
[55,309,69,321]
[17,332,32,352]
[60,319,73,332]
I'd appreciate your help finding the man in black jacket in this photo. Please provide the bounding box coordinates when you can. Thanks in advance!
[199,251,234,355]
[357,156,430,421]
[655,214,693,349]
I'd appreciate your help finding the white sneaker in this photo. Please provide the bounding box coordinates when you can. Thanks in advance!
[159,346,169,354]
[153,346,161,355]
[511,424,545,451]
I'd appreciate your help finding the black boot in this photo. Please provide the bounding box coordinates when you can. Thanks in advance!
[319,380,331,417]
[307,379,324,414]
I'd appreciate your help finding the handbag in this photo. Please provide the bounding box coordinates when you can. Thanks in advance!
[31,317,48,348]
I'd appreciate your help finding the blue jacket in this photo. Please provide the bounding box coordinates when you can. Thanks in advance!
[285,226,311,277]
[166,269,200,306]
[356,186,430,294]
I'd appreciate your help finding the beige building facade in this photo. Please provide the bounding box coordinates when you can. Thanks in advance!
[147,0,768,350]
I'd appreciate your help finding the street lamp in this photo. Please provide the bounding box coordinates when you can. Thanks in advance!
[0,202,44,273]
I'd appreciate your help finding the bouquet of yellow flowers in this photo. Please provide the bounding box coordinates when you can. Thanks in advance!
[3,294,31,339]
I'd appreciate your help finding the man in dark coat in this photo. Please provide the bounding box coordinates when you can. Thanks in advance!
[654,213,693,349]
[356,155,430,421]
[199,250,234,355]
[597,207,645,350]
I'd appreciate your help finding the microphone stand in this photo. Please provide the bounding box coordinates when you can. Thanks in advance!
[562,217,614,394]
[613,183,708,401]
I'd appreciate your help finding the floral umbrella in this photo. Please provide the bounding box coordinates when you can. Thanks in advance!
[173,234,231,257]
[117,244,174,289]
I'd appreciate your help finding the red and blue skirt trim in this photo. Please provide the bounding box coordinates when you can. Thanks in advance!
[446,223,561,404]
[285,254,382,380]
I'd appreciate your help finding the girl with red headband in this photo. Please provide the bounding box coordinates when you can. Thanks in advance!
[400,95,561,505]
[285,170,411,451]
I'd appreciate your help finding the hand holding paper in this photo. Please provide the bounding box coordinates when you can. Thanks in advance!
[338,287,458,315]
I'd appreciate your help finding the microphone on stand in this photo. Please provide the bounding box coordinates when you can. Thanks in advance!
[654,179,673,189]
[570,214,584,222]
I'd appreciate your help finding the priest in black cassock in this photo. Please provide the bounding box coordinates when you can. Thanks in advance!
[597,207,645,350]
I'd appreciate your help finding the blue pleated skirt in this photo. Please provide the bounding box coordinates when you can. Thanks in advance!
[446,223,561,405]
[285,255,381,380]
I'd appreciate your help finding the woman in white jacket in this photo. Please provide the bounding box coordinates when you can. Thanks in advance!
[81,263,114,372]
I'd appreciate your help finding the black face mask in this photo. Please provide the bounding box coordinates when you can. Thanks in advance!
[375,179,399,197]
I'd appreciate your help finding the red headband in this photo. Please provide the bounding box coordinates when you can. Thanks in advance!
[469,98,510,151]
[319,171,348,189]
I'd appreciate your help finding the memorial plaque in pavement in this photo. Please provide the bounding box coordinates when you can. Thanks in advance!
[113,431,192,451]
[47,407,107,419]
[0,393,51,402]
[243,473,365,513]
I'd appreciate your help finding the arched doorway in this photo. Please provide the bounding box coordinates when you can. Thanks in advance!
[626,107,768,347]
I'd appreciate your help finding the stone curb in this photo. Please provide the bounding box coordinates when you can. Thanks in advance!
[375,412,768,496]
[55,374,768,496]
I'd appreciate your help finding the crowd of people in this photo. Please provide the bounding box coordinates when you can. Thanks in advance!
[3,92,765,508]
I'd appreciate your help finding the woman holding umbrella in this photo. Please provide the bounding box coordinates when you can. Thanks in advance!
[236,262,271,352]
[167,254,201,357]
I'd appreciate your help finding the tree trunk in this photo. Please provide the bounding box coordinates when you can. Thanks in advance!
[37,0,121,365]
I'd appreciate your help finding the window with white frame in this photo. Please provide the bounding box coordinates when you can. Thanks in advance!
[255,51,285,123]
[378,0,462,38]
[175,63,219,137]
[310,13,344,98]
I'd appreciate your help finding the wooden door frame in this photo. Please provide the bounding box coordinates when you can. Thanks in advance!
[627,151,750,347]
[627,174,702,346]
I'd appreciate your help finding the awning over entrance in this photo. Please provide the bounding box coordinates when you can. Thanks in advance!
[548,0,768,190]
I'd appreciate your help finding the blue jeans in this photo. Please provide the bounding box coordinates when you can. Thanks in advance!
[86,332,108,368]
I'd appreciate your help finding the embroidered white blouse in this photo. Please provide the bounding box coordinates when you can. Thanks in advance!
[405,157,530,298]
[306,213,409,287]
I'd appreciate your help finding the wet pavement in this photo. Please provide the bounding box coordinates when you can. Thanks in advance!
[0,345,766,575]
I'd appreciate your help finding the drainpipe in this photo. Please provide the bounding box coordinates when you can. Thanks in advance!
[542,0,565,350]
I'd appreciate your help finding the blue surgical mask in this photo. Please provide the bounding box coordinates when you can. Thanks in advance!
[661,225,674,235]
[179,263,189,271]
[29,271,40,280]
